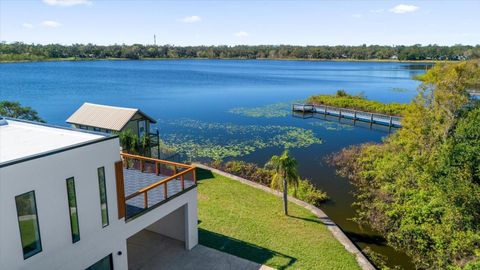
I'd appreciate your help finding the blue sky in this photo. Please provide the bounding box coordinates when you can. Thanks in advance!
[0,0,478,46]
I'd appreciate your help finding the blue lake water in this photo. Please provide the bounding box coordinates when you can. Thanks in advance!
[0,59,428,269]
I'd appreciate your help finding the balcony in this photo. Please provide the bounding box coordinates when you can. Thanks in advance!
[115,153,196,220]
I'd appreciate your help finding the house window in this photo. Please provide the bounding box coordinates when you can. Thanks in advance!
[98,167,109,227]
[138,120,147,138]
[15,191,42,259]
[93,127,101,132]
[86,254,113,270]
[66,178,80,243]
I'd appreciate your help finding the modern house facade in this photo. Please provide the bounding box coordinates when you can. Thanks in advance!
[0,118,198,270]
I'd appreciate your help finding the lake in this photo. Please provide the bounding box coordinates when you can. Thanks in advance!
[0,59,428,269]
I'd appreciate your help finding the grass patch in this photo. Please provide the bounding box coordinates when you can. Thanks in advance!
[306,90,408,116]
[197,168,360,270]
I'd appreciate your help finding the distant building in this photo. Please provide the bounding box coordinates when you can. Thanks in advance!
[0,118,198,270]
[67,103,160,157]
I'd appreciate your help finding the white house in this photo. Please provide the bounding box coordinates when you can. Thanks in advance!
[0,118,198,270]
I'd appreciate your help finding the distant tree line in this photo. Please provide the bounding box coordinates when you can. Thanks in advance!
[1,42,479,62]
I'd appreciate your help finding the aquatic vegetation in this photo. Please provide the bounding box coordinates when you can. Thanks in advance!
[160,119,322,160]
[308,121,354,131]
[228,102,292,118]
[306,90,408,116]
[390,87,411,93]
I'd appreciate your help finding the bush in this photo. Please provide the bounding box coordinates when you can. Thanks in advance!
[208,160,328,206]
[307,91,408,116]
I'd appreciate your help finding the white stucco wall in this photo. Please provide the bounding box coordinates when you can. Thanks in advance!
[0,138,128,270]
[125,188,198,250]
[0,136,198,270]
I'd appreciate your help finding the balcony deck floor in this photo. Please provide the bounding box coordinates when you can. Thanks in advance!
[124,168,195,218]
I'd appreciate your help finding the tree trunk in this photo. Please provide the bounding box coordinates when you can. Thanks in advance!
[283,177,288,216]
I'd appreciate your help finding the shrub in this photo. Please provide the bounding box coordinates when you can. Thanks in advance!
[208,160,328,206]
[307,91,408,116]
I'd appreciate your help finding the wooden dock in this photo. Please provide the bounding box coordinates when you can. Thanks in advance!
[292,103,402,127]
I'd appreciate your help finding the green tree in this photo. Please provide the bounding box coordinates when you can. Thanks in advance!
[0,101,44,122]
[265,150,300,215]
[331,60,480,269]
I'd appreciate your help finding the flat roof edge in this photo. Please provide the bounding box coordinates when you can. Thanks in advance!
[0,117,119,168]
[0,135,118,168]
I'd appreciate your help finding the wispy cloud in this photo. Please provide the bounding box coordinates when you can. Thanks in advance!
[43,0,91,6]
[234,31,249,37]
[181,15,202,23]
[369,9,384,13]
[41,20,62,28]
[389,4,419,14]
[22,23,34,29]
[352,14,363,19]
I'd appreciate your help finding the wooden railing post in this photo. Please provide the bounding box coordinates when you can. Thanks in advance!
[144,192,148,208]
[164,183,168,199]
[181,174,185,190]
[114,161,126,219]
[155,161,159,175]
[140,159,144,172]
[193,168,197,184]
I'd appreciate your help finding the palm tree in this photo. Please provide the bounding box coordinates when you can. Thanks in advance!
[266,150,299,216]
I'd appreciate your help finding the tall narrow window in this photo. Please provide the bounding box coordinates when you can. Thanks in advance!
[66,178,80,243]
[98,167,109,227]
[15,191,42,259]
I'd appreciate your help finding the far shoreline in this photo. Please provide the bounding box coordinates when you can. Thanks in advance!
[0,57,446,64]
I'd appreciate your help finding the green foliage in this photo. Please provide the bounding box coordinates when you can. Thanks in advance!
[336,89,349,97]
[307,91,408,116]
[266,150,299,193]
[118,130,139,154]
[1,42,479,62]
[293,178,329,206]
[330,61,480,269]
[0,101,44,122]
[209,160,328,206]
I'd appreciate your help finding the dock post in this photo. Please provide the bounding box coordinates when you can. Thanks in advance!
[389,116,393,127]
[324,106,327,114]
[339,109,342,117]
[354,110,357,120]
[370,113,374,123]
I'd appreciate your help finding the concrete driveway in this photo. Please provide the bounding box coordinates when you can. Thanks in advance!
[128,230,274,270]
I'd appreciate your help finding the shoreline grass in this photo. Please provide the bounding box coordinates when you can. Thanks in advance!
[197,168,360,270]
[306,91,409,116]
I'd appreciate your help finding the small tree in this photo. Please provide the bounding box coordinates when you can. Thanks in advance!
[265,150,299,216]
[118,130,139,154]
[0,101,44,122]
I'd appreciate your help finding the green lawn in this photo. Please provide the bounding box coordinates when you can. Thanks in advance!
[197,168,361,270]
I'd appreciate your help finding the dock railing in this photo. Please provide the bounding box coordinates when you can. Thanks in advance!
[120,152,196,217]
[292,103,402,127]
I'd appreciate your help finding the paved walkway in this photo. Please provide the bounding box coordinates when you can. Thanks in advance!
[128,230,274,270]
